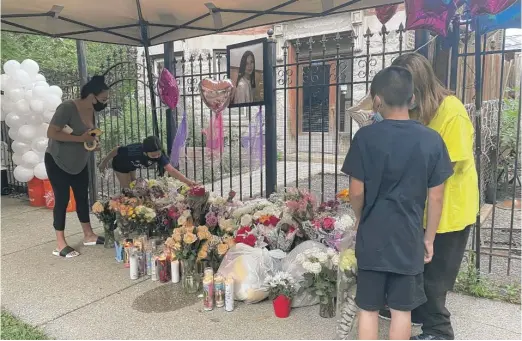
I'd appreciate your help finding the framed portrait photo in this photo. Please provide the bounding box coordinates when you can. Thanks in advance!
[227,38,267,108]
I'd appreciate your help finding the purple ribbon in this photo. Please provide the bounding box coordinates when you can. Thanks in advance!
[170,111,188,167]
[241,108,264,169]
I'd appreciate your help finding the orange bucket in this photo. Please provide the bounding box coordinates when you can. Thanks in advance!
[27,178,46,207]
[42,179,76,212]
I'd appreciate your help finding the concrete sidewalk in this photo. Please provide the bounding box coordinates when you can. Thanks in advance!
[1,197,520,340]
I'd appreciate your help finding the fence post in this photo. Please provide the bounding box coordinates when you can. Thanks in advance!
[76,40,96,205]
[264,29,278,197]
[449,17,460,92]
[474,18,482,271]
[415,30,431,58]
[164,41,178,157]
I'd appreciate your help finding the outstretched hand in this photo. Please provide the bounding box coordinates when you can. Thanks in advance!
[424,240,434,264]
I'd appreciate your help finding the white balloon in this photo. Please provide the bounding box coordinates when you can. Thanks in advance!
[13,165,34,182]
[33,162,48,180]
[36,152,45,162]
[21,59,39,76]
[48,85,63,99]
[33,85,49,99]
[8,128,19,141]
[3,60,21,76]
[25,89,33,101]
[29,99,45,114]
[45,95,62,111]
[7,88,24,102]
[12,152,23,165]
[31,137,48,153]
[27,113,44,125]
[0,74,10,91]
[39,123,49,137]
[34,74,46,82]
[14,69,32,87]
[42,110,54,124]
[18,124,37,142]
[34,81,49,88]
[5,112,25,129]
[22,150,40,168]
[11,140,31,154]
[2,98,15,113]
[15,99,31,114]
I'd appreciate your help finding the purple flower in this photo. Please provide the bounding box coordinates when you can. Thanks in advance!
[205,212,218,227]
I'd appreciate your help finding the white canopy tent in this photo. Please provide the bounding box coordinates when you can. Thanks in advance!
[1,0,402,46]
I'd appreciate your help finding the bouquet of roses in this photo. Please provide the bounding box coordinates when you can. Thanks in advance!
[283,188,316,223]
[197,227,236,272]
[92,200,116,227]
[164,220,205,262]
[186,186,210,225]
[234,226,258,247]
[109,196,142,237]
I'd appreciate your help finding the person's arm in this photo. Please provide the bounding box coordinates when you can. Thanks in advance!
[424,137,454,263]
[340,133,365,229]
[47,103,94,143]
[99,146,120,171]
[164,164,197,186]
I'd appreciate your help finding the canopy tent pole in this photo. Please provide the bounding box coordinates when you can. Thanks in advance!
[473,17,482,271]
[164,41,177,158]
[136,0,160,138]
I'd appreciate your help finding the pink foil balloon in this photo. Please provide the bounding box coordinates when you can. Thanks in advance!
[199,78,234,113]
[375,4,399,25]
[157,68,179,110]
[405,0,457,36]
[470,0,517,15]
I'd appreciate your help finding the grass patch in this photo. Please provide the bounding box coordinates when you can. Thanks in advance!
[1,311,50,340]
[454,252,521,304]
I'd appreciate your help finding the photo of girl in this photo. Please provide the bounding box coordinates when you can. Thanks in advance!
[227,38,266,107]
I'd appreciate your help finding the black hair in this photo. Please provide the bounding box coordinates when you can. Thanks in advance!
[370,66,414,108]
[236,50,256,89]
[80,75,109,99]
[142,136,166,176]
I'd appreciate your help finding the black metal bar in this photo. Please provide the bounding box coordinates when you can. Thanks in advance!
[283,43,288,188]
[1,13,51,18]
[265,29,278,197]
[76,40,96,205]
[488,31,507,273]
[307,37,313,191]
[320,34,327,203]
[1,19,52,36]
[461,21,470,104]
[507,79,522,275]
[295,39,301,188]
[449,17,460,92]
[334,32,341,198]
[57,16,142,43]
[473,19,482,271]
[216,8,314,16]
[164,41,177,157]
[148,23,217,32]
[55,24,141,38]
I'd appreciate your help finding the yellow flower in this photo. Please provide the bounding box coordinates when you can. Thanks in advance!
[173,242,182,250]
[183,232,197,245]
[92,202,104,213]
[223,236,236,248]
[339,249,357,272]
[197,249,208,260]
[197,225,209,234]
[197,231,211,240]
[217,243,229,256]
[173,234,182,242]
[337,188,350,202]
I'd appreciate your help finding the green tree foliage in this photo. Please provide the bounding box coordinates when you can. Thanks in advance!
[1,32,127,80]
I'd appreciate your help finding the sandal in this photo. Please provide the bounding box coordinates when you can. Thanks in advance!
[83,236,105,246]
[52,246,80,258]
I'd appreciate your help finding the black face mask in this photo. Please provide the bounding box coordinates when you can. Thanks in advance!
[93,98,107,112]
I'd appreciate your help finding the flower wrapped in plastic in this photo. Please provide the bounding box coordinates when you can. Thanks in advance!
[217,243,285,304]
[336,228,358,339]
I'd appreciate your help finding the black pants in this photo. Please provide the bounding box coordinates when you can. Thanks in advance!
[412,226,471,339]
[44,153,90,231]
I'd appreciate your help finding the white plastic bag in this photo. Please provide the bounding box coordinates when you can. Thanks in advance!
[281,240,327,308]
[217,244,284,304]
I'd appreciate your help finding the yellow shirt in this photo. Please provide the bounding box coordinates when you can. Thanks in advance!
[427,96,479,233]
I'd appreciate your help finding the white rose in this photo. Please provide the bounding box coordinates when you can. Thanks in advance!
[240,214,253,227]
[302,261,313,272]
[316,252,328,263]
[178,216,187,226]
[326,248,336,257]
[331,254,340,266]
[295,253,305,264]
[310,262,322,274]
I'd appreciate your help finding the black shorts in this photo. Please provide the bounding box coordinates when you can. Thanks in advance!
[355,269,426,312]
[111,158,136,174]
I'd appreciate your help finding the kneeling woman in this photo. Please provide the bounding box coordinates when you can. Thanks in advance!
[99,136,197,188]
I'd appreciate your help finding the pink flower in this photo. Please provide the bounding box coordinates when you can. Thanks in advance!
[322,217,336,230]
[205,212,218,227]
[312,219,322,229]
[286,200,300,211]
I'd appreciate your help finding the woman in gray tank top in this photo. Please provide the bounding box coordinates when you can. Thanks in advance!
[45,76,109,258]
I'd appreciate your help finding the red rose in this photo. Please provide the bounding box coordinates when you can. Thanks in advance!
[269,216,280,226]
[227,190,236,202]
[312,219,322,229]
[190,186,206,197]
[244,234,257,247]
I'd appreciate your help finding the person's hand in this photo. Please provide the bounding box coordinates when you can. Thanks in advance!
[424,240,434,263]
[80,130,96,143]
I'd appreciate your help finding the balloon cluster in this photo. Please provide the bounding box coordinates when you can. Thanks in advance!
[1,59,63,182]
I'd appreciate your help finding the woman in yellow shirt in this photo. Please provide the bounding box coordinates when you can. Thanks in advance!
[384,53,479,340]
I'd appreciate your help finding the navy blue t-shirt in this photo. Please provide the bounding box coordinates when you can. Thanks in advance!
[112,143,169,172]
[341,119,453,275]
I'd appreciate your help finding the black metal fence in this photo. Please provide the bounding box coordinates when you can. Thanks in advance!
[1,15,520,278]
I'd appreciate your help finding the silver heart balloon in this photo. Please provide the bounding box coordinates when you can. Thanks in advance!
[199,78,235,112]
